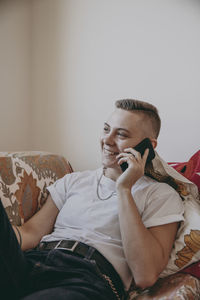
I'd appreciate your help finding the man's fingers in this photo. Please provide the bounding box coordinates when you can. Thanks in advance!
[142,148,149,163]
[117,152,136,160]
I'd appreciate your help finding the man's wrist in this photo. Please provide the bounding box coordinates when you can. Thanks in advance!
[116,184,132,196]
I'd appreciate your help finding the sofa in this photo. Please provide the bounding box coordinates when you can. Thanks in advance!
[0,151,200,299]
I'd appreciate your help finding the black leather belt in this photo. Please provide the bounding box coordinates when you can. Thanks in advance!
[37,240,125,299]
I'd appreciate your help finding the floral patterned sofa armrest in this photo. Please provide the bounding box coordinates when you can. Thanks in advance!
[128,273,200,299]
[0,151,73,226]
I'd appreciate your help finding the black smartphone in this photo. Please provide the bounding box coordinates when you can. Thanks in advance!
[120,138,155,172]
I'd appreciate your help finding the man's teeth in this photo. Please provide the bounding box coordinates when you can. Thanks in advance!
[104,149,118,155]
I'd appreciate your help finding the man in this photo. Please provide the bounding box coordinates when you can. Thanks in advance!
[0,99,184,300]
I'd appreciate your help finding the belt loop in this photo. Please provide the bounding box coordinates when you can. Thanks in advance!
[84,246,95,259]
[37,242,45,251]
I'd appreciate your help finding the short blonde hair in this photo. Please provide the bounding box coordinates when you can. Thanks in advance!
[115,99,161,138]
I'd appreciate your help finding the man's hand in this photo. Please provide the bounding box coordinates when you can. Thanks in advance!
[116,148,149,190]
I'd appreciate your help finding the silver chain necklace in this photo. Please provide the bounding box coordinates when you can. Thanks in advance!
[96,170,116,201]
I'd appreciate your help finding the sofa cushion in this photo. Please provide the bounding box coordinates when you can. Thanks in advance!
[138,150,200,278]
[168,151,200,280]
[0,151,73,226]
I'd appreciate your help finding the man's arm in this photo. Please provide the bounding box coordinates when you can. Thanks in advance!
[117,187,178,289]
[13,194,59,251]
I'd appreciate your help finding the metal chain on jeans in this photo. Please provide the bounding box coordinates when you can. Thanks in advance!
[102,274,121,300]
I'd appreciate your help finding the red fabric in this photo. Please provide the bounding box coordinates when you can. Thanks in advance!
[169,150,200,279]
[168,150,200,193]
[181,261,200,279]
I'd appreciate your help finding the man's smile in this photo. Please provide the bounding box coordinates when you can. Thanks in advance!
[103,148,119,156]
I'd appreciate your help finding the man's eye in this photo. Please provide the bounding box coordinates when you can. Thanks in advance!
[117,132,127,137]
[104,127,109,132]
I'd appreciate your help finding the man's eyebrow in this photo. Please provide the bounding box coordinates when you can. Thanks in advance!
[104,123,130,133]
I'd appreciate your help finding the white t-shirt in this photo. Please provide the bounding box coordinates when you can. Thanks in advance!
[42,168,184,290]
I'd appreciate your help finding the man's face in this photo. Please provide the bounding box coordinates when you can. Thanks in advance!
[101,108,147,169]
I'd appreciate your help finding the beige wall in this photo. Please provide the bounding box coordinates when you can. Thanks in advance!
[1,0,199,171]
[0,0,32,151]
[31,0,200,171]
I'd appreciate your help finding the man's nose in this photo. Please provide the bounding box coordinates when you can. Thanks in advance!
[104,132,115,145]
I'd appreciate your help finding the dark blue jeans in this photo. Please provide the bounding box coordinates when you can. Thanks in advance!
[0,200,124,300]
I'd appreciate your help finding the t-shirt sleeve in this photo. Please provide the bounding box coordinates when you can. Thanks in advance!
[141,182,184,228]
[46,174,71,210]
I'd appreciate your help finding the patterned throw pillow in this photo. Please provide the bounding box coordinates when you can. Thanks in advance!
[0,151,73,226]
[153,150,200,278]
[168,150,200,279]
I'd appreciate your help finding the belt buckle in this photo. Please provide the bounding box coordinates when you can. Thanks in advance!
[55,240,79,252]
[38,242,45,250]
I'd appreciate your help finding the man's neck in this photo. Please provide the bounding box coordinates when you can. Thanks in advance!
[103,167,121,182]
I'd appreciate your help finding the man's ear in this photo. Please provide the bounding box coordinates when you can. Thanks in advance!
[150,138,157,149]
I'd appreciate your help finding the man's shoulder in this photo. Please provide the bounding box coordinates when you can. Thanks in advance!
[134,175,178,195]
[135,175,158,188]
